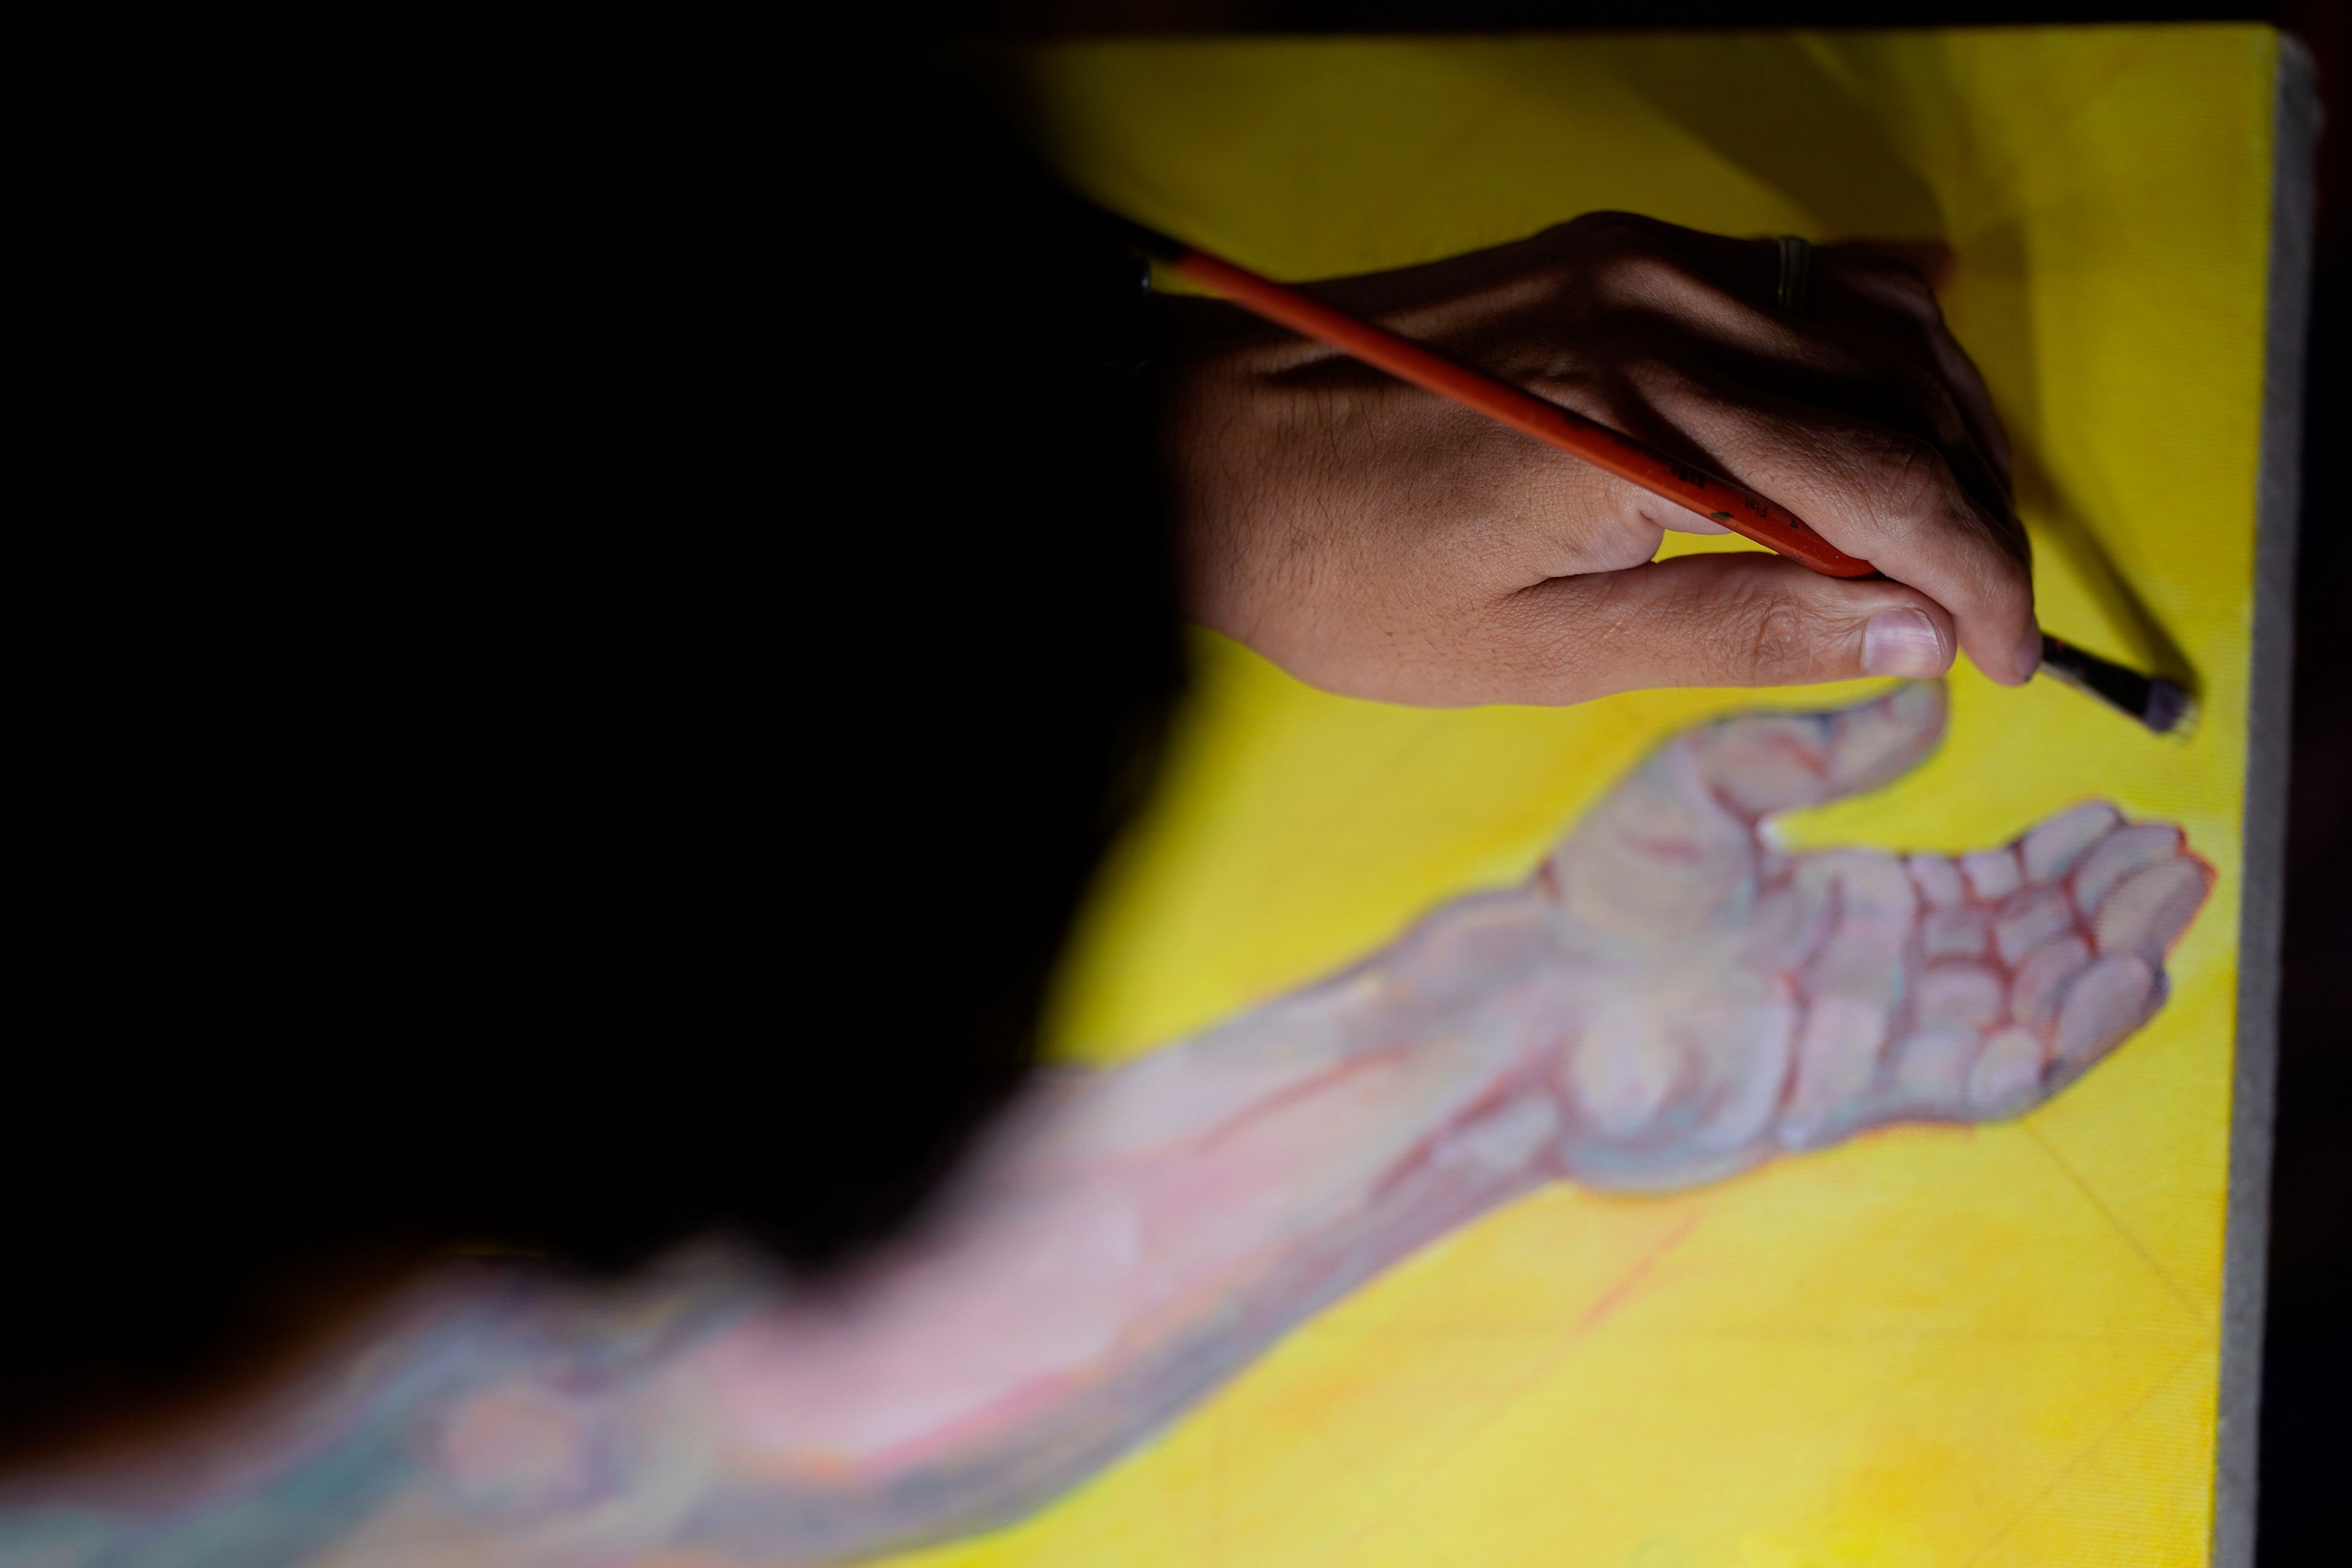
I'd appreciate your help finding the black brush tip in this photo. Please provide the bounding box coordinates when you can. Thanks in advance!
[2037,634,2197,737]
[2142,677,2198,738]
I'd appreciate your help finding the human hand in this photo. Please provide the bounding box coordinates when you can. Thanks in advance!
[1158,214,2038,704]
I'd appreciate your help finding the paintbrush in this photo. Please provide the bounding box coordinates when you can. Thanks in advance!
[1109,216,2196,736]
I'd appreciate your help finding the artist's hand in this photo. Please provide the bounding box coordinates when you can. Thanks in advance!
[1158,213,2038,704]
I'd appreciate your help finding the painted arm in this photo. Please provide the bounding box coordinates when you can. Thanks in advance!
[3,683,2209,1567]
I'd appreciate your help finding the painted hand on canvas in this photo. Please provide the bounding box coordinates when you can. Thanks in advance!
[679,680,2209,1564]
[6,684,2209,1568]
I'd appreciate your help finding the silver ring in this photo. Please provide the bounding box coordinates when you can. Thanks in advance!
[1776,234,1812,315]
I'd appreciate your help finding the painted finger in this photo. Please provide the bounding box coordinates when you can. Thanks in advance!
[1781,852,1915,1145]
[1863,804,2193,1130]
[2073,823,2185,911]
[1683,674,1948,818]
[1961,845,2021,901]
[1994,888,2074,965]
[2008,934,2094,1031]
[1544,679,1941,941]
[1907,853,1967,909]
[2021,801,2123,883]
[1968,1027,2050,1117]
[1888,1025,1977,1108]
[1917,962,2007,1029]
[2092,858,2213,960]
[2053,956,2163,1071]
[1781,998,1887,1148]
[1920,905,1991,958]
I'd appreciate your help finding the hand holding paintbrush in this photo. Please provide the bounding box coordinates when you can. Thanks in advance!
[1120,211,2187,731]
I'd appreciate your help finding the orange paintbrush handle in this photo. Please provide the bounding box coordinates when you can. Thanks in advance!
[1166,246,1878,579]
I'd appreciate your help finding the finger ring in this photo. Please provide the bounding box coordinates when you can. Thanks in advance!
[1776,234,1812,315]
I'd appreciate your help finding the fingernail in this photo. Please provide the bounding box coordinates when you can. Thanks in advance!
[1863,608,1947,678]
[2016,625,2045,682]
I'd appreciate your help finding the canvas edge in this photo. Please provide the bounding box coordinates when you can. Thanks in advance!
[2210,29,2319,1568]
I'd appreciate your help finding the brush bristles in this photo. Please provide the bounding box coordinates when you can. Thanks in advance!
[2143,679,2198,739]
[2037,635,2196,737]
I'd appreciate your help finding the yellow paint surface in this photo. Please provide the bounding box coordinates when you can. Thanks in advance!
[887,26,2282,1567]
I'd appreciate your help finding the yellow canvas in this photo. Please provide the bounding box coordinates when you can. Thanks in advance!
[870,25,2296,1568]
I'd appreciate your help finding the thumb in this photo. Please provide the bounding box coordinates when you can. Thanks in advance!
[1511,552,1958,699]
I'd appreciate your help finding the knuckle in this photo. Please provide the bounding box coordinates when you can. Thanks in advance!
[1702,576,1830,683]
[1983,532,2035,597]
[1595,247,1686,303]
[1743,594,1819,680]
[1883,268,1941,320]
[1842,253,1943,320]
[1895,363,1976,451]
[1862,429,1954,521]
[1567,216,1681,290]
[1590,343,1685,398]
[1792,333,1869,382]
[1564,210,1653,244]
